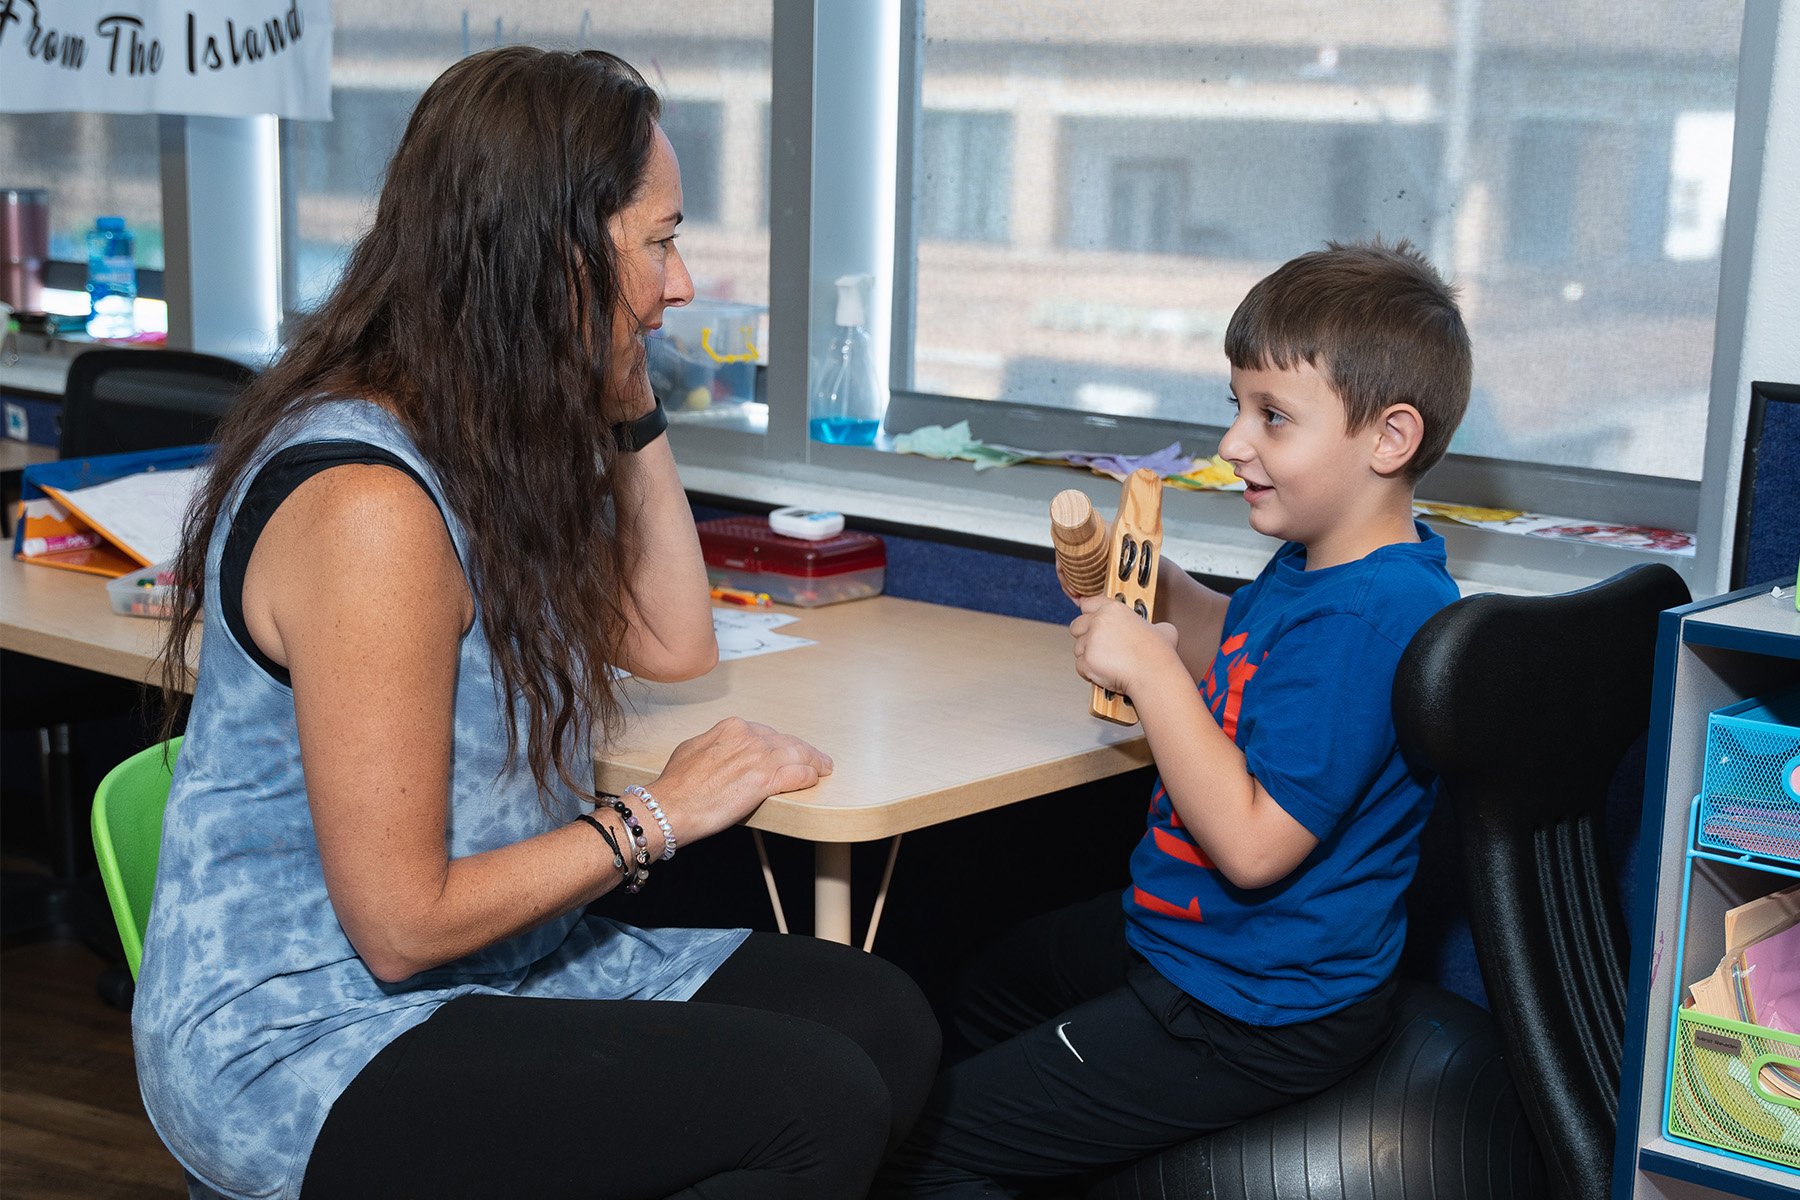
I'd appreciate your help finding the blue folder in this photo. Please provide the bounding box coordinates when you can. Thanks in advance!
[13,444,213,562]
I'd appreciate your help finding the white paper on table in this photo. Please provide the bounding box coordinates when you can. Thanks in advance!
[712,608,802,633]
[712,607,813,660]
[48,466,207,566]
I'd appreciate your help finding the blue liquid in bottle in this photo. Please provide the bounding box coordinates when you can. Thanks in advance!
[86,216,137,340]
[809,417,880,445]
[809,275,884,446]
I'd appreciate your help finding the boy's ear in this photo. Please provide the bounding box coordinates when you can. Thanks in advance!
[1369,403,1425,478]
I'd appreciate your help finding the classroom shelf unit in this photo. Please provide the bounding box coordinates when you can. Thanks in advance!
[1614,585,1800,1200]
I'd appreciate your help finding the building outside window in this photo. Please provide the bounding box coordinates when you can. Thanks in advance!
[283,0,772,312]
[919,111,1011,243]
[901,0,1743,484]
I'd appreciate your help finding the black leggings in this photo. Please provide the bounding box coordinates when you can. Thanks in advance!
[301,933,942,1200]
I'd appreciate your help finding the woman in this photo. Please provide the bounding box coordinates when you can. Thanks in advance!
[139,46,938,1200]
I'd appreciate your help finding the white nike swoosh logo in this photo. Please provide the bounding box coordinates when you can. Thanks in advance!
[1056,1021,1084,1062]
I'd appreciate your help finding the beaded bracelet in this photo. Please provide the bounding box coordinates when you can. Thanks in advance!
[625,785,676,861]
[602,799,651,892]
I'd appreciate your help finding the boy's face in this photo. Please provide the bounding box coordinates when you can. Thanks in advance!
[1220,360,1383,551]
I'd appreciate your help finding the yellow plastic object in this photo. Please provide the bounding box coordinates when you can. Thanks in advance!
[91,737,181,980]
[701,324,759,364]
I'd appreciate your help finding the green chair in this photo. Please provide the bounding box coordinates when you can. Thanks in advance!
[90,737,181,980]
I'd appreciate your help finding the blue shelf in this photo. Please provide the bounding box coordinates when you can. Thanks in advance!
[1615,587,1800,1200]
[1639,1146,1800,1200]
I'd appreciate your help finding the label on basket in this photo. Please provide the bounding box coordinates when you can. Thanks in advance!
[1694,1029,1743,1057]
[1784,752,1800,801]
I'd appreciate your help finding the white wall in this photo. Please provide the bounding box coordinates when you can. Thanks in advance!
[1698,0,1800,596]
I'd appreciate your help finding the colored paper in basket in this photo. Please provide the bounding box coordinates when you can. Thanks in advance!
[1740,923,1800,1036]
[1734,921,1800,1102]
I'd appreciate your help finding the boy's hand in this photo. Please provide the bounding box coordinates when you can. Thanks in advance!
[1071,593,1180,694]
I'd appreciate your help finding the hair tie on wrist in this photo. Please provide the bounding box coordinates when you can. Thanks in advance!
[625,785,676,861]
[576,812,625,877]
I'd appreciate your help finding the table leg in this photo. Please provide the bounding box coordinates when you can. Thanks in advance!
[814,841,853,944]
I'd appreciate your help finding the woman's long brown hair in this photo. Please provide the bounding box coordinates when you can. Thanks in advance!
[159,47,663,800]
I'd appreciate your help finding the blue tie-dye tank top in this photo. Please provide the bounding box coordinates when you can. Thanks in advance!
[132,399,746,1200]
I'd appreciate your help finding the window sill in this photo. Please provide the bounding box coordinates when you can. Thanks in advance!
[669,429,1698,598]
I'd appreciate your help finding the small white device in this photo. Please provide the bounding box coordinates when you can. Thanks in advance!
[768,506,846,540]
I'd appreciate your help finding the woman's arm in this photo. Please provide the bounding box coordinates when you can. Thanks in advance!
[602,360,716,683]
[610,430,717,682]
[244,466,827,983]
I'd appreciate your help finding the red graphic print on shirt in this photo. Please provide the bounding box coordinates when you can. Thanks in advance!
[1200,632,1265,741]
[1132,886,1204,922]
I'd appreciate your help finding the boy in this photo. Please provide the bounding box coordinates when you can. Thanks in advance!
[875,240,1471,1198]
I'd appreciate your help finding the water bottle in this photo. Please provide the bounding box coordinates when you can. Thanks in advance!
[808,274,883,445]
[86,216,136,339]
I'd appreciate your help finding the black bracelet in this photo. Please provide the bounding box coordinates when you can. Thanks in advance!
[610,397,668,452]
[576,812,625,877]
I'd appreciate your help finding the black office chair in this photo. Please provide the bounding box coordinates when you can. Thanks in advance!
[1390,563,1691,1200]
[1090,564,1689,1200]
[1729,380,1800,592]
[59,348,255,458]
[1089,979,1545,1200]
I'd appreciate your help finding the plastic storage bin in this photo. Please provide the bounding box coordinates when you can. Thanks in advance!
[105,562,177,618]
[697,516,884,608]
[1699,684,1800,864]
[649,301,766,412]
[1667,1007,1800,1170]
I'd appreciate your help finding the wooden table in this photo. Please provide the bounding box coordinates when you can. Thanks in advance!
[1,560,1152,943]
[597,596,1151,943]
[0,554,185,686]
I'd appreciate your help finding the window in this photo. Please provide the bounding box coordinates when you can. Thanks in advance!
[899,1,1744,483]
[0,112,164,270]
[919,111,1010,242]
[282,6,772,311]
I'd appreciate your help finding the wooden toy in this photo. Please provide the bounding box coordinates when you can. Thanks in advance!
[1049,489,1109,598]
[1049,470,1163,725]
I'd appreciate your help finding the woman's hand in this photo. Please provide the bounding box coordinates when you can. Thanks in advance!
[648,717,833,845]
[1070,593,1180,696]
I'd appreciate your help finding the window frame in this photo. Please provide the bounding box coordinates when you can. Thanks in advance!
[213,0,1779,596]
[664,0,1750,596]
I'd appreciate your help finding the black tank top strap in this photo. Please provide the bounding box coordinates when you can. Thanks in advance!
[221,440,442,687]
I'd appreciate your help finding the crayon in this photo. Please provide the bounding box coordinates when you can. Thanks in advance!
[710,586,773,608]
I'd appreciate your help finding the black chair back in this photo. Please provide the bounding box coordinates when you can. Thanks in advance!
[60,349,256,458]
[1391,564,1690,1200]
[1730,380,1800,591]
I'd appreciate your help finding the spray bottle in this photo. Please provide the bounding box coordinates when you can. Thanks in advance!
[808,274,882,445]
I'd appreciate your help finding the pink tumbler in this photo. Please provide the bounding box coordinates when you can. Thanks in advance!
[1,188,51,312]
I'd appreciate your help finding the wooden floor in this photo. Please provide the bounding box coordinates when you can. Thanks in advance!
[1,940,187,1199]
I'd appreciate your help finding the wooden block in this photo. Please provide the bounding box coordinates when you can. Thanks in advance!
[1090,469,1163,726]
[1049,489,1109,598]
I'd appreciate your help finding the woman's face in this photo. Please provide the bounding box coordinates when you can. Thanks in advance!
[606,124,694,401]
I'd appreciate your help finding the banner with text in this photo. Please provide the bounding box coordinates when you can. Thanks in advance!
[0,0,332,118]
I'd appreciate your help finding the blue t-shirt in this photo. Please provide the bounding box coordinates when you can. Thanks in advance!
[1124,522,1460,1026]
